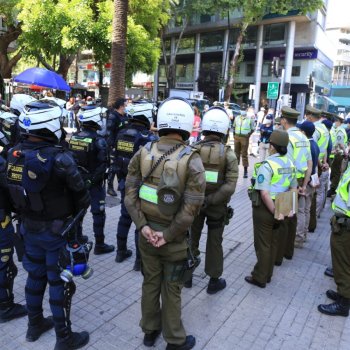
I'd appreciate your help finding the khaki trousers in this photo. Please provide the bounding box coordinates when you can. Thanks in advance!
[234,135,249,167]
[316,170,329,217]
[259,143,270,161]
[296,185,315,243]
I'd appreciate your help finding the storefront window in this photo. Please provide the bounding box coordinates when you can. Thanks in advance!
[245,26,258,45]
[176,63,194,83]
[200,31,224,51]
[264,23,286,44]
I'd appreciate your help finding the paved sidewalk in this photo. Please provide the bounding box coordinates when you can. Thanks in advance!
[1,161,350,350]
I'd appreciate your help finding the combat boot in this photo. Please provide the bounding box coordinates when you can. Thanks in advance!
[54,327,89,350]
[207,277,226,294]
[115,249,132,263]
[94,243,115,255]
[26,315,54,342]
[243,167,248,178]
[0,300,27,323]
[183,277,192,288]
[324,266,334,278]
[318,296,350,317]
[133,258,141,271]
[326,289,339,301]
[166,335,196,350]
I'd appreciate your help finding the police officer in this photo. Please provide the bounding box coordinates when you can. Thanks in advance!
[233,109,255,178]
[114,103,157,269]
[245,130,297,288]
[125,97,205,350]
[280,107,312,262]
[318,164,350,317]
[328,113,347,197]
[69,103,115,255]
[0,154,27,323]
[7,100,90,349]
[106,98,129,196]
[188,106,238,293]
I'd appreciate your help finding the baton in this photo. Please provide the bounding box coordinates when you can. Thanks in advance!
[61,209,86,237]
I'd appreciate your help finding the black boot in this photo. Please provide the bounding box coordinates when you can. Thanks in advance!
[0,300,27,323]
[133,258,141,271]
[183,277,192,289]
[54,327,89,350]
[26,315,54,342]
[243,167,248,178]
[318,296,350,317]
[324,266,334,278]
[326,289,339,301]
[94,243,115,255]
[207,277,226,294]
[166,335,196,350]
[143,330,161,347]
[115,249,132,263]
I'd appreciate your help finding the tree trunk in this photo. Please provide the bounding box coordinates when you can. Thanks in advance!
[225,22,248,102]
[98,64,104,86]
[108,0,129,106]
[57,54,75,80]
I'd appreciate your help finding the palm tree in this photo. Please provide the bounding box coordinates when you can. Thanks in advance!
[108,0,129,106]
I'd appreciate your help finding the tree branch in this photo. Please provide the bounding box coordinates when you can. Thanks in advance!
[36,53,55,71]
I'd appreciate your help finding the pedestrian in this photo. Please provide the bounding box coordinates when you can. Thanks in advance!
[124,97,205,350]
[279,107,312,262]
[0,154,27,323]
[328,113,347,197]
[294,121,320,248]
[259,114,274,161]
[6,99,90,349]
[188,106,238,293]
[106,98,129,197]
[318,164,350,317]
[66,97,75,129]
[114,103,157,270]
[256,107,266,129]
[68,103,115,255]
[233,109,255,178]
[189,106,201,145]
[245,130,297,287]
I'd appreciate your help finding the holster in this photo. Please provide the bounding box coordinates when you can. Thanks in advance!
[331,215,350,233]
[248,188,261,207]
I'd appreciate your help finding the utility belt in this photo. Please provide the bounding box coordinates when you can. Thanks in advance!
[1,215,11,229]
[331,215,350,233]
[22,216,72,236]
[235,134,250,138]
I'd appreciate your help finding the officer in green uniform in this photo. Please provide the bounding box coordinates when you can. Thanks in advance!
[328,113,347,197]
[280,107,312,262]
[233,110,255,178]
[245,130,297,288]
[318,164,350,317]
[188,106,238,293]
[124,97,206,350]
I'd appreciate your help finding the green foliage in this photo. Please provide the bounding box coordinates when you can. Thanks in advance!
[0,0,20,25]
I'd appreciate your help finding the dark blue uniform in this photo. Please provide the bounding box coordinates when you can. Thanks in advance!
[115,122,156,262]
[6,140,89,334]
[69,128,113,253]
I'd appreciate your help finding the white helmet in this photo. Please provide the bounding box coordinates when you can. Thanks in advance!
[78,105,105,130]
[202,107,230,135]
[157,97,194,140]
[19,100,64,141]
[126,102,153,128]
[10,94,36,116]
[0,111,18,144]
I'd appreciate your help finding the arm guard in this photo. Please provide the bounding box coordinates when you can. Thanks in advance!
[91,137,108,184]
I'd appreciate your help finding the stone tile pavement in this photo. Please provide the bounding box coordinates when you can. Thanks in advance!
[1,158,350,350]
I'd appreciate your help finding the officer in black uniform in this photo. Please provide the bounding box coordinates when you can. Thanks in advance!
[115,103,157,270]
[69,103,115,255]
[6,100,90,350]
[0,154,27,323]
[106,98,128,196]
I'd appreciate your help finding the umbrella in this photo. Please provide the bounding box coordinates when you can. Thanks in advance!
[14,68,71,92]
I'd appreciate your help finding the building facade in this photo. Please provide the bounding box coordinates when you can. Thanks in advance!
[156,4,334,114]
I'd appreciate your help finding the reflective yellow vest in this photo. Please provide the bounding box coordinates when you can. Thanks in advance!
[234,115,252,135]
[288,129,310,179]
[332,166,350,217]
[314,122,330,161]
[330,127,347,159]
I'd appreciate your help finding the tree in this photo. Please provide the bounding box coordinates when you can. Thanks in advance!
[212,0,324,101]
[18,0,93,79]
[108,0,129,105]
[0,0,22,79]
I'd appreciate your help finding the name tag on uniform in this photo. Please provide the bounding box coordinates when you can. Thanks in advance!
[69,137,92,152]
[139,184,158,204]
[295,141,308,148]
[116,140,134,153]
[278,167,294,175]
[205,170,219,183]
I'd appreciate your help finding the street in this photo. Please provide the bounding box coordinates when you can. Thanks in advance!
[1,160,349,350]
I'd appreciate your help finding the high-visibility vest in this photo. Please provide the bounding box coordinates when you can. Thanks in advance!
[330,127,347,159]
[314,122,330,161]
[288,129,310,179]
[234,116,252,135]
[332,166,350,217]
[259,155,296,199]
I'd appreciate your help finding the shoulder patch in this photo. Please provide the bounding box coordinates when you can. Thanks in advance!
[257,174,265,184]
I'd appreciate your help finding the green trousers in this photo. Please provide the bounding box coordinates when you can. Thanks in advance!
[139,234,187,345]
[191,204,226,278]
[309,192,317,232]
[283,214,297,259]
[252,202,282,284]
[331,223,350,298]
[330,153,343,192]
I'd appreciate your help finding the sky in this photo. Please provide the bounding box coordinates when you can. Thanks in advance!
[327,0,350,28]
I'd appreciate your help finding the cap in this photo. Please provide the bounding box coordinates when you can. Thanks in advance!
[336,113,345,121]
[296,120,315,137]
[320,110,333,120]
[281,106,300,119]
[275,117,281,124]
[305,105,321,117]
[322,119,333,130]
[269,130,289,147]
